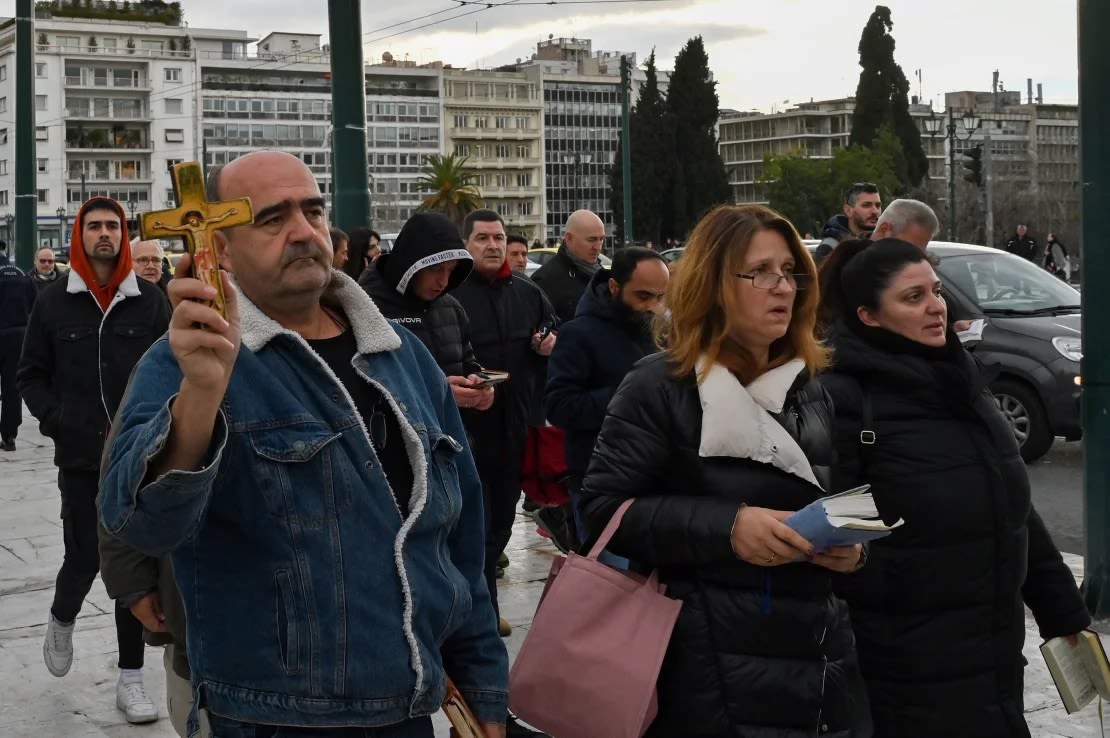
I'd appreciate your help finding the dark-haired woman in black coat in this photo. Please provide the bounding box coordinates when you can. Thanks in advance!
[818,238,1090,737]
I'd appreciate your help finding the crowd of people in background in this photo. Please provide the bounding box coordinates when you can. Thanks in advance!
[0,165,1085,738]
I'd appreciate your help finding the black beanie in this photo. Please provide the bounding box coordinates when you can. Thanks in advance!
[384,212,473,296]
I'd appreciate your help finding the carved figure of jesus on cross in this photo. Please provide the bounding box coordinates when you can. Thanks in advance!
[140,161,254,319]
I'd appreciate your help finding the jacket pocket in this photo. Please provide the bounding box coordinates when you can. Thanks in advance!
[429,432,464,527]
[247,422,344,523]
[274,569,300,675]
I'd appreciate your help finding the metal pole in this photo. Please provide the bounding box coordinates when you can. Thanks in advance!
[620,55,633,246]
[327,0,371,232]
[947,109,957,242]
[984,130,994,248]
[14,0,37,269]
[1080,0,1110,618]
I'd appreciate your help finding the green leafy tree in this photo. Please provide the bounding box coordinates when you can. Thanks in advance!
[665,37,731,239]
[610,51,672,245]
[760,138,903,236]
[759,152,831,237]
[850,6,927,187]
[416,153,483,228]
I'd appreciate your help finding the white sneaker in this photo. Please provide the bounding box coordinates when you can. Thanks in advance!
[116,673,159,724]
[43,614,74,677]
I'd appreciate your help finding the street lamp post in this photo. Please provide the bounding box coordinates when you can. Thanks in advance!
[924,108,981,241]
[55,207,67,255]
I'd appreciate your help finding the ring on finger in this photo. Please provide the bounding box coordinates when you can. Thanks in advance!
[765,552,776,564]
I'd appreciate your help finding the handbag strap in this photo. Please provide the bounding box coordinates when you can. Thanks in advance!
[586,499,635,560]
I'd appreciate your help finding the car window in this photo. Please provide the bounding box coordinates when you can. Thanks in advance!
[935,253,1079,314]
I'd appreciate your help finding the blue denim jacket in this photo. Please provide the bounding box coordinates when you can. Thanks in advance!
[98,272,508,729]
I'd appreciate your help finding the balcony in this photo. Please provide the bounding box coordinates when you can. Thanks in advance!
[65,127,150,152]
[450,126,541,140]
[63,75,150,92]
[65,103,149,121]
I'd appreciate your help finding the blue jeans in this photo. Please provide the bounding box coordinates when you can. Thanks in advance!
[568,478,629,570]
[205,715,434,738]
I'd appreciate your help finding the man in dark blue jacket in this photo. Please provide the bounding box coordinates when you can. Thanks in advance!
[543,247,668,538]
[0,240,36,450]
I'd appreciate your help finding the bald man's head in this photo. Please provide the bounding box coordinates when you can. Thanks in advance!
[564,209,605,264]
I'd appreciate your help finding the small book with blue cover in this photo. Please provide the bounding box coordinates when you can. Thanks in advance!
[784,485,903,550]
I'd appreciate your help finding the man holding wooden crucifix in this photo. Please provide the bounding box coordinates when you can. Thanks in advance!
[98,151,508,737]
[18,195,172,724]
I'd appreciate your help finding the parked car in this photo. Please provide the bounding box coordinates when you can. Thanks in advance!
[379,232,398,255]
[527,247,612,269]
[807,241,1081,462]
[659,247,685,264]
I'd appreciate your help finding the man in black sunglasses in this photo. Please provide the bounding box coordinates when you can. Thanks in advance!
[814,182,882,264]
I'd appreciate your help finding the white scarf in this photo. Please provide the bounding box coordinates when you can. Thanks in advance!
[695,357,822,489]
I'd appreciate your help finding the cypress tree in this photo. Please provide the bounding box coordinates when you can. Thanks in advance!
[850,6,928,186]
[665,37,731,239]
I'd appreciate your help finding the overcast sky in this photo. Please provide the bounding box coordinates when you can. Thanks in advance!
[7,0,1079,111]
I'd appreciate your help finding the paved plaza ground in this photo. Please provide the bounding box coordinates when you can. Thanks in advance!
[0,405,1104,737]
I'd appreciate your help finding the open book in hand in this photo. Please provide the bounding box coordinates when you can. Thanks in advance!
[784,485,904,550]
[1040,631,1110,714]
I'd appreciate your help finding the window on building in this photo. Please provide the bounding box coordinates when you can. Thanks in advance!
[36,62,47,78]
[37,158,47,173]
[0,128,6,145]
[166,158,183,171]
[517,173,531,187]
[0,66,6,81]
[495,116,509,128]
[519,201,533,216]
[475,117,488,129]
[165,98,183,114]
[0,191,6,206]
[516,145,530,158]
[0,161,6,175]
[102,38,117,52]
[517,117,530,130]
[165,188,176,203]
[0,98,6,113]
[495,144,510,157]
[454,115,468,128]
[36,126,48,141]
[141,40,164,53]
[37,189,48,205]
[36,95,47,111]
[165,68,181,82]
[165,129,184,143]
[57,36,80,50]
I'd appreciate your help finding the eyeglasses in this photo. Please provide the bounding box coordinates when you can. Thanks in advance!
[37,259,54,264]
[133,256,162,265]
[736,271,811,290]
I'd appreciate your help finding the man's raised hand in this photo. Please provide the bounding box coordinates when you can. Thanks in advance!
[167,253,240,400]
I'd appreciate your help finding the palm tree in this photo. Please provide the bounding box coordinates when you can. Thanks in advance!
[416,153,483,227]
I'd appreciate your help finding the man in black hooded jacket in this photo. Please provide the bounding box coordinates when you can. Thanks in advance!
[359,212,494,412]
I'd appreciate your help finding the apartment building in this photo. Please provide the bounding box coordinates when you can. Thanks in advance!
[442,66,546,242]
[0,12,201,247]
[513,37,671,240]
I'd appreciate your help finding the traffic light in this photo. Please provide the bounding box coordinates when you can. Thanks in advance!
[961,145,983,187]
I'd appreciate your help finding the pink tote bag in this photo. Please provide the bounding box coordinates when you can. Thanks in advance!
[509,499,682,738]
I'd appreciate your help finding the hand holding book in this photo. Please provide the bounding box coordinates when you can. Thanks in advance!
[783,485,904,551]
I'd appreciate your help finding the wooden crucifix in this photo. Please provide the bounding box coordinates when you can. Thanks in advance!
[140,161,254,319]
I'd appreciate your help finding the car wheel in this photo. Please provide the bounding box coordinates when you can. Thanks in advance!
[992,379,1053,463]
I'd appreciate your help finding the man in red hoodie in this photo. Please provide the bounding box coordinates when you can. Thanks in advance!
[17,196,171,724]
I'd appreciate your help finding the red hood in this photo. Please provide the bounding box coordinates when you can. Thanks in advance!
[69,199,133,311]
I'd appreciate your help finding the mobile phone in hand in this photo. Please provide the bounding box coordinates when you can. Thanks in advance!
[472,370,510,389]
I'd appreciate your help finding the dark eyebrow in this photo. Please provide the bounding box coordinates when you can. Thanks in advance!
[253,197,327,224]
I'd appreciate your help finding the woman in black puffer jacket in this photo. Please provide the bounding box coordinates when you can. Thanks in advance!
[581,205,872,738]
[818,239,1089,737]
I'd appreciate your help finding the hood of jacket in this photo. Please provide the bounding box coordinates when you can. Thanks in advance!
[379,212,472,298]
[68,198,134,311]
[821,214,853,241]
[575,268,615,320]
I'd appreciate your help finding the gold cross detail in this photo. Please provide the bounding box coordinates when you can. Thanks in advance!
[140,161,253,319]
